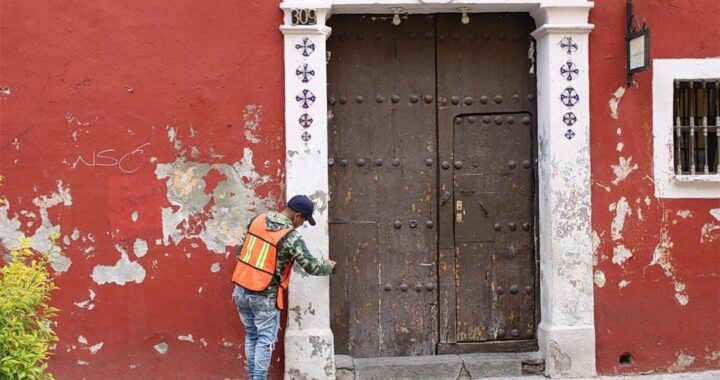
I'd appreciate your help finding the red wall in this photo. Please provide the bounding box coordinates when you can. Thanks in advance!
[1,1,286,379]
[3,0,720,378]
[590,0,720,375]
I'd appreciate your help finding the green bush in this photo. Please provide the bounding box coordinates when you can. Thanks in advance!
[0,235,61,380]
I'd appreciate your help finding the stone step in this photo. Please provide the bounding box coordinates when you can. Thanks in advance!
[337,353,542,380]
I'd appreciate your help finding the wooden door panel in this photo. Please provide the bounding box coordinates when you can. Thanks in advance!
[436,13,538,350]
[328,15,438,357]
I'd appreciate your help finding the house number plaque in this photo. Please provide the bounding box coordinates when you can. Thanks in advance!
[291,9,317,26]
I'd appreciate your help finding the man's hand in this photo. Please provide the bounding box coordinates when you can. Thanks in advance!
[324,258,337,273]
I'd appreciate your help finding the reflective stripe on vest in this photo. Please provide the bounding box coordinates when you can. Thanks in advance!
[231,213,294,308]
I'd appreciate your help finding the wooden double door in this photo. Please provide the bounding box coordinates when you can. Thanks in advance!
[327,13,538,357]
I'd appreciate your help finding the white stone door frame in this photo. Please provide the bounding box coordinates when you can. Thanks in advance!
[280,1,596,378]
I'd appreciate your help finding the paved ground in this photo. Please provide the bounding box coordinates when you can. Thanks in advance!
[481,371,720,380]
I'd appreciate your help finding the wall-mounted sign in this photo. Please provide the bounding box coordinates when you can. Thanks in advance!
[291,9,317,26]
[628,29,650,72]
[626,0,650,85]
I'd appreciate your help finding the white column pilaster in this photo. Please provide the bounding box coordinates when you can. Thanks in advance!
[531,3,596,377]
[281,4,335,380]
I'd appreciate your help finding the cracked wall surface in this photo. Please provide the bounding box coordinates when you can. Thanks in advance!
[589,0,720,375]
[0,1,287,378]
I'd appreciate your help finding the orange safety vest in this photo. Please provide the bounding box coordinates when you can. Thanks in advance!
[231,213,295,310]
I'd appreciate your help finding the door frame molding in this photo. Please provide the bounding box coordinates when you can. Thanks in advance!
[279,1,595,379]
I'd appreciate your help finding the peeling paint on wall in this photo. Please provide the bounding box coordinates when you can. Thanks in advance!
[91,244,146,286]
[610,197,631,240]
[155,148,274,254]
[668,352,696,372]
[0,181,73,273]
[243,105,262,144]
[648,211,689,306]
[594,270,606,287]
[74,289,96,310]
[675,210,692,219]
[612,244,633,266]
[609,86,625,119]
[700,208,720,243]
[133,238,148,258]
[154,342,169,355]
[611,157,638,185]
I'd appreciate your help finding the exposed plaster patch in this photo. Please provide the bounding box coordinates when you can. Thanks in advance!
[649,210,689,306]
[133,238,148,258]
[221,339,234,348]
[609,86,626,119]
[549,340,572,376]
[211,262,221,273]
[617,128,622,136]
[612,244,633,266]
[1,86,10,95]
[91,244,146,286]
[309,190,328,215]
[178,334,194,342]
[610,197,631,240]
[668,352,695,372]
[167,125,182,151]
[592,230,601,257]
[707,352,720,361]
[0,181,73,273]
[611,157,638,185]
[155,149,273,254]
[78,336,88,344]
[650,217,674,277]
[89,341,104,355]
[131,211,139,222]
[711,208,720,220]
[287,368,311,380]
[674,283,689,306]
[308,336,332,358]
[676,210,692,219]
[593,270,606,288]
[154,342,169,355]
[616,142,624,152]
[243,105,262,144]
[77,360,90,366]
[644,196,651,206]
[701,208,720,243]
[618,280,631,288]
[74,289,96,310]
[200,338,208,347]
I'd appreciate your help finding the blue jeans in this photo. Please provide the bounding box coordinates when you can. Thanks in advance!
[232,285,280,380]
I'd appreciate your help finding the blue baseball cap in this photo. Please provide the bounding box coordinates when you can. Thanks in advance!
[287,195,316,226]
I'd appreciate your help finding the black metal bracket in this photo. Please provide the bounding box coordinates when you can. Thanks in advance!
[626,0,651,86]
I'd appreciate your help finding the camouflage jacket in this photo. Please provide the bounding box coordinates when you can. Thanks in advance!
[236,211,333,298]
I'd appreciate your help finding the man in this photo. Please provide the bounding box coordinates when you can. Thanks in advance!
[231,194,336,380]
